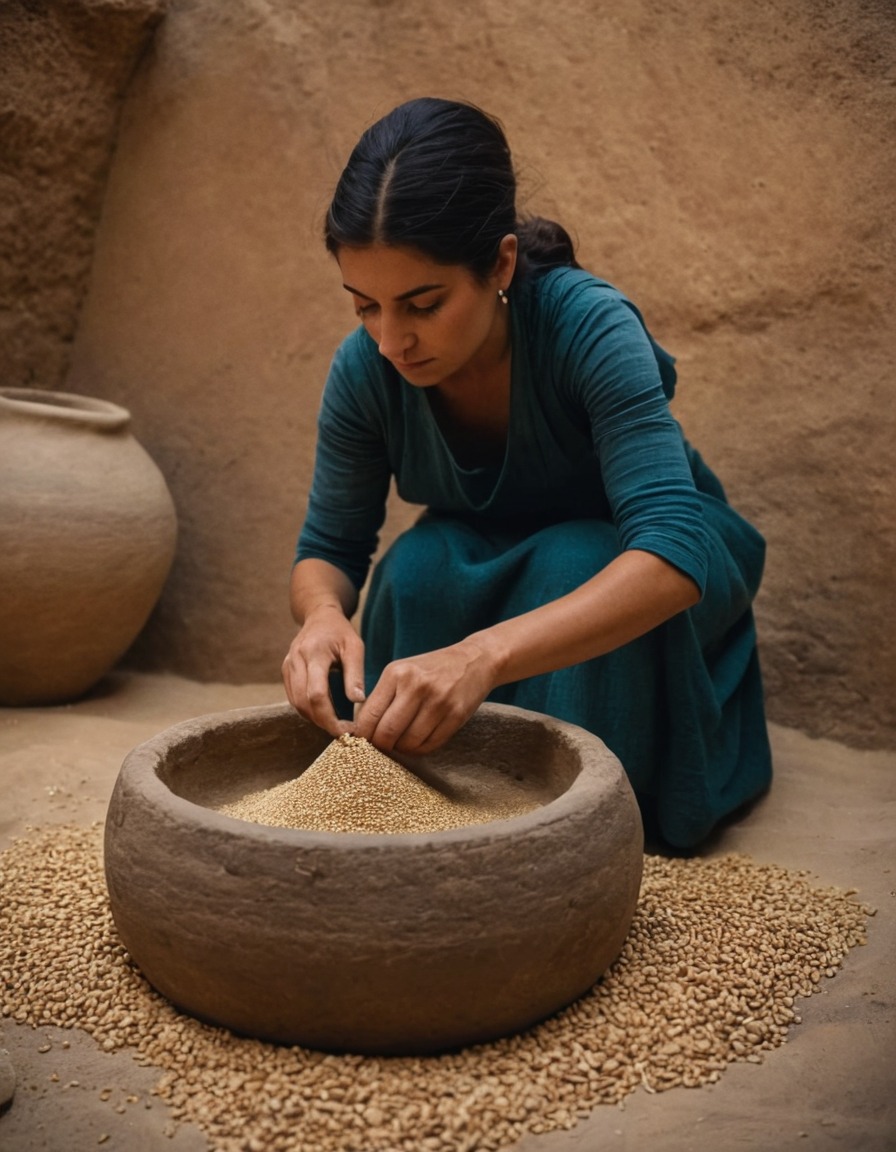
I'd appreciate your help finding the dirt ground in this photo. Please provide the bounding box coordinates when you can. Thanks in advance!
[0,673,893,1152]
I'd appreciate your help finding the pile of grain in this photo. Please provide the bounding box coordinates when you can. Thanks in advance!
[218,733,537,833]
[0,824,872,1152]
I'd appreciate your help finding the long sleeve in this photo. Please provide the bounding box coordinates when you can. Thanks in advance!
[295,334,392,589]
[535,271,710,593]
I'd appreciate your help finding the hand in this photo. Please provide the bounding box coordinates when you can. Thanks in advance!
[353,638,497,755]
[281,606,366,737]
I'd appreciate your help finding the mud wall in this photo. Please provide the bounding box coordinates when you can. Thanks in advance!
[6,0,895,747]
[0,0,166,389]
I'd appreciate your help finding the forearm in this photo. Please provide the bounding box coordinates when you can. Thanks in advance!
[289,558,360,625]
[469,549,700,687]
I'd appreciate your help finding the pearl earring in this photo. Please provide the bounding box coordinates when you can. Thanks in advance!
[497,288,509,305]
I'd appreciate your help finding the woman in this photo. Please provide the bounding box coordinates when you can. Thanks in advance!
[282,96,772,848]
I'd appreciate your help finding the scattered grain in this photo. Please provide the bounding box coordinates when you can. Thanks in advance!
[218,734,537,834]
[0,824,871,1152]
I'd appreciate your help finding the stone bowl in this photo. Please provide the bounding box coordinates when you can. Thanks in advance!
[104,701,643,1055]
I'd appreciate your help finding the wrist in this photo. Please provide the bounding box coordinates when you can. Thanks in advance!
[461,628,509,689]
[300,600,348,626]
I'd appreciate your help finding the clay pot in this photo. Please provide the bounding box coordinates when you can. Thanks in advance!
[104,702,644,1055]
[0,388,177,705]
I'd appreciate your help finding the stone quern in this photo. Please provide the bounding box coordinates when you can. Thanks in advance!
[104,702,643,1055]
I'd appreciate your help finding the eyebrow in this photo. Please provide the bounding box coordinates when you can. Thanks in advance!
[342,282,445,302]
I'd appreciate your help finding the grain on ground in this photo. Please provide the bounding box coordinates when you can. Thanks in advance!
[0,825,872,1152]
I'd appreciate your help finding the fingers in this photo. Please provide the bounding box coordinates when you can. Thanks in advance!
[343,638,496,756]
[307,659,350,736]
[281,622,365,739]
[340,643,367,709]
[280,644,307,714]
[354,658,481,755]
[354,684,433,754]
[354,699,440,755]
[282,650,340,736]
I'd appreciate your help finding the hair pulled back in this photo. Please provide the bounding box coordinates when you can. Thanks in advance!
[325,97,579,281]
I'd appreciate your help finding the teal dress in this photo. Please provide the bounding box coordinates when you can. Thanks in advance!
[296,267,772,847]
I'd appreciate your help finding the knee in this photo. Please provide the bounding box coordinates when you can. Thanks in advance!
[525,519,621,593]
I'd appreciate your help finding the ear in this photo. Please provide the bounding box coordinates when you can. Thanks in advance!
[492,233,518,290]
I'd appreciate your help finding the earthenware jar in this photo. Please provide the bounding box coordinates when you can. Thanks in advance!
[0,387,177,705]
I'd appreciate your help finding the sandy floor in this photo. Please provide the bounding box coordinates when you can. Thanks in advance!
[0,672,893,1152]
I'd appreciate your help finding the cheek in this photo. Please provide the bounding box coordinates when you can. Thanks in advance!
[450,301,492,344]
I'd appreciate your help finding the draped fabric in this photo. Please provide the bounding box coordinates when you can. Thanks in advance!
[297,267,772,847]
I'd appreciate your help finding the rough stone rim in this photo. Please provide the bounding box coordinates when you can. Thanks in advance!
[119,700,622,849]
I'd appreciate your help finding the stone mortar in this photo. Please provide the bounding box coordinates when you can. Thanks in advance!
[104,701,644,1055]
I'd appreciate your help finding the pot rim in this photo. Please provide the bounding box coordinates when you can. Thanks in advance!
[0,387,131,429]
[113,701,631,852]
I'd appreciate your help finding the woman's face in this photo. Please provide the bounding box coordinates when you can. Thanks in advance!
[335,240,516,391]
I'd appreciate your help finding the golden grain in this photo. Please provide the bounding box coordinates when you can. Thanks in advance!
[219,734,536,833]
[0,824,872,1152]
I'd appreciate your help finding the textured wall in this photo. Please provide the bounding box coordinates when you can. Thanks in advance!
[18,0,896,746]
[0,0,166,389]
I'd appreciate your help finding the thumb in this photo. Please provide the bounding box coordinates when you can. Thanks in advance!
[341,651,367,706]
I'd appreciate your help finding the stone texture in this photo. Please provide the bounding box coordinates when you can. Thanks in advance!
[0,0,166,390]
[103,702,644,1055]
[0,1048,14,1112]
[5,0,894,747]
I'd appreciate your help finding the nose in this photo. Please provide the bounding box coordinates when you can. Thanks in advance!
[376,312,415,361]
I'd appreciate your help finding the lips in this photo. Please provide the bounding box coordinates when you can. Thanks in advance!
[396,358,434,371]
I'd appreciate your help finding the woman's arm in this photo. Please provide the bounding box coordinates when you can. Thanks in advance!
[282,558,367,736]
[289,557,359,623]
[479,548,699,684]
[353,548,699,755]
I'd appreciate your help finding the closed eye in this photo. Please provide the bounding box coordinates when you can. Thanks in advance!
[355,299,442,319]
[407,300,442,316]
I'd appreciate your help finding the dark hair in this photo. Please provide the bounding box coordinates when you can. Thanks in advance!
[325,97,579,281]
